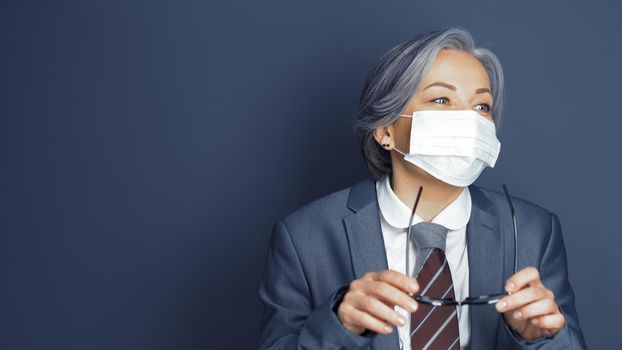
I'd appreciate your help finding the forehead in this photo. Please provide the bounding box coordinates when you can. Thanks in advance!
[422,49,490,87]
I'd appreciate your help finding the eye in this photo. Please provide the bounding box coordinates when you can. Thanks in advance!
[474,103,491,113]
[432,97,449,105]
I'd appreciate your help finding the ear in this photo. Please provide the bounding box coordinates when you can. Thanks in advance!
[373,125,394,150]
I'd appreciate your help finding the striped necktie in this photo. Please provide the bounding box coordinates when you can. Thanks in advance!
[409,222,460,350]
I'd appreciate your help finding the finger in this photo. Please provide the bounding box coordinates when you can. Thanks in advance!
[373,270,419,294]
[342,303,394,334]
[351,294,407,328]
[496,286,546,313]
[512,298,558,321]
[505,266,543,293]
[531,313,566,330]
[364,280,418,313]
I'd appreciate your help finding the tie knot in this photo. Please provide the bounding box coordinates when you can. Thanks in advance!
[409,221,449,251]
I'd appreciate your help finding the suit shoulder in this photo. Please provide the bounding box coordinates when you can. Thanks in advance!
[473,185,554,224]
[473,185,556,241]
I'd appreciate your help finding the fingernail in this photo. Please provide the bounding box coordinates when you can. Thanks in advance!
[531,318,539,326]
[513,311,522,320]
[397,316,406,326]
[496,301,506,311]
[408,301,418,312]
[505,282,515,292]
[384,325,393,333]
[408,281,418,292]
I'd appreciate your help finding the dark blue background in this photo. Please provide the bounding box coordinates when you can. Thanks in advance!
[1,0,620,349]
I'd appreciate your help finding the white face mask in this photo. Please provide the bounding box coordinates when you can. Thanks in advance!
[393,109,501,187]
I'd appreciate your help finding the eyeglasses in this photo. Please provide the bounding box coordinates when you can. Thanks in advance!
[405,184,518,306]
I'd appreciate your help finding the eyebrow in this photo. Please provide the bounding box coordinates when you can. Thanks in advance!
[424,82,492,95]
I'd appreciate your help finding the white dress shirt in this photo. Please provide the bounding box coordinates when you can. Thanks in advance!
[375,174,471,349]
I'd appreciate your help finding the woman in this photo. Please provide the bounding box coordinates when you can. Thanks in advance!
[257,28,586,349]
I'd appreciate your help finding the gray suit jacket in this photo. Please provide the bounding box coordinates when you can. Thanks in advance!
[258,177,587,349]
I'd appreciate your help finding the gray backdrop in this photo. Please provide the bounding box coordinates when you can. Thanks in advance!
[1,0,619,349]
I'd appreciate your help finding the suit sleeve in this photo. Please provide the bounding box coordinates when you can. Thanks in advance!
[500,212,588,349]
[257,219,376,349]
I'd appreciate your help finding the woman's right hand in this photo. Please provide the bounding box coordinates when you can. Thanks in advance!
[336,270,420,335]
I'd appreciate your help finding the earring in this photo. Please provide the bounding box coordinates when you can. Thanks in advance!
[381,136,390,148]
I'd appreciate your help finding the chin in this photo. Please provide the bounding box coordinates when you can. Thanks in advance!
[410,165,462,189]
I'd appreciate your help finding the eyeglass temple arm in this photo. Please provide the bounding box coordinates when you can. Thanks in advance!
[502,184,518,274]
[410,186,423,226]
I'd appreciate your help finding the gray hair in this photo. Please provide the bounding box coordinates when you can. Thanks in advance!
[351,27,505,180]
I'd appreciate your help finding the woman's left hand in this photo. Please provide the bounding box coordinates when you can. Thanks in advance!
[495,266,566,340]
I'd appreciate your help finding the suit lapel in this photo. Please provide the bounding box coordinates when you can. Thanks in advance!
[466,185,506,349]
[343,177,400,350]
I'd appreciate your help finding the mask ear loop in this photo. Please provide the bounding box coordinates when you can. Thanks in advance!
[393,147,407,157]
[392,114,413,157]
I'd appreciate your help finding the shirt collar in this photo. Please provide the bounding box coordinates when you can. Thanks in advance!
[375,174,471,231]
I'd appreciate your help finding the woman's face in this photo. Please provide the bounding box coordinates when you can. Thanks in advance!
[390,48,494,155]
